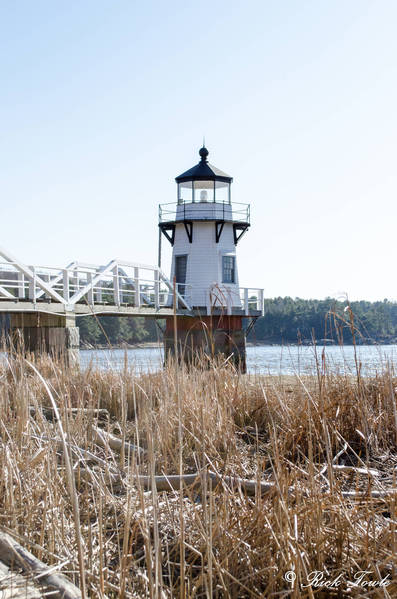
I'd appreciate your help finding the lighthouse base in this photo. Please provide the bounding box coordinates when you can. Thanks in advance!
[164,315,246,373]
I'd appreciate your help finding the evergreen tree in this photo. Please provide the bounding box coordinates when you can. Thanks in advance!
[77,316,102,346]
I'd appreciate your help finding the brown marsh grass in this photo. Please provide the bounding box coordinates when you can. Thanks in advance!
[0,348,397,597]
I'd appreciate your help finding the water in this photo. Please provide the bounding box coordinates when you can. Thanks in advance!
[80,344,397,376]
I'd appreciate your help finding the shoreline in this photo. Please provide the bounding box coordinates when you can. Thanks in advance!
[80,340,397,350]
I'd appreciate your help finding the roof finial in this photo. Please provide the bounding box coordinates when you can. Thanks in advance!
[199,139,209,162]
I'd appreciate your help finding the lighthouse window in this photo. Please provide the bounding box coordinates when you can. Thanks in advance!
[222,256,235,284]
[175,255,188,295]
[194,180,214,203]
[178,181,193,204]
[215,181,230,204]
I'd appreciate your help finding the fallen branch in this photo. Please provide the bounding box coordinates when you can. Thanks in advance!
[79,467,275,496]
[92,426,146,457]
[0,559,40,599]
[0,531,81,599]
[30,434,118,473]
[48,435,397,501]
[29,407,109,421]
[80,466,397,500]
[331,465,381,477]
[341,488,397,499]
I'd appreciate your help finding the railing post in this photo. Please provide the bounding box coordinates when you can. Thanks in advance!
[259,289,264,315]
[87,272,94,305]
[154,269,160,309]
[44,273,50,300]
[63,269,70,302]
[97,276,103,303]
[29,266,36,301]
[113,265,120,306]
[244,288,249,316]
[17,272,24,299]
[134,267,140,307]
[226,293,232,316]
[206,289,212,316]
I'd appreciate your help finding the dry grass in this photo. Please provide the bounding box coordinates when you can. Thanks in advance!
[0,348,397,597]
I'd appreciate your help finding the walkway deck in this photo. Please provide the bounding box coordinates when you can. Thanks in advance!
[0,246,264,318]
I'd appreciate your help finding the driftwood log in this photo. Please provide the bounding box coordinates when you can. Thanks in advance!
[135,471,276,494]
[38,429,397,501]
[79,466,397,500]
[91,425,145,457]
[0,559,41,598]
[29,406,109,421]
[0,531,81,599]
[78,467,277,496]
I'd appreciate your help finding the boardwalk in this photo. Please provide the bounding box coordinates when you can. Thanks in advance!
[0,246,264,318]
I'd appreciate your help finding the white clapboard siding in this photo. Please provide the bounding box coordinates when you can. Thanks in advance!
[170,220,241,308]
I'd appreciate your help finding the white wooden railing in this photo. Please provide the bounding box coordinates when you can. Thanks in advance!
[0,246,264,316]
[0,246,190,311]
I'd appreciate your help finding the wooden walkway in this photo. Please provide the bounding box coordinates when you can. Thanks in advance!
[0,245,264,318]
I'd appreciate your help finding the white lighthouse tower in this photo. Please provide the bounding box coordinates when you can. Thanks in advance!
[159,145,259,371]
[160,145,250,310]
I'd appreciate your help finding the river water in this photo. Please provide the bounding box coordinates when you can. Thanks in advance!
[80,344,397,376]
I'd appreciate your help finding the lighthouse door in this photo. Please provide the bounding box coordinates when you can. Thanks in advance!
[175,255,187,296]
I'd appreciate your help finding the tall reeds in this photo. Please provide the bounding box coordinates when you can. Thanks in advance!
[0,346,396,596]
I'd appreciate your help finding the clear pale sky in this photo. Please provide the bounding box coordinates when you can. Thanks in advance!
[1,1,396,301]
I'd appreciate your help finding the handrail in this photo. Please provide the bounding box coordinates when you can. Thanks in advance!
[159,201,250,224]
[0,248,263,316]
[0,249,192,311]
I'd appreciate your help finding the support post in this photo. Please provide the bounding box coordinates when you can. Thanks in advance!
[9,312,80,366]
[163,314,246,372]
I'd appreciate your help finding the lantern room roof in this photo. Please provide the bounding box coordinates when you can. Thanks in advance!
[175,146,233,184]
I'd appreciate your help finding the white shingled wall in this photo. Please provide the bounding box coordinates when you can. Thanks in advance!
[170,220,241,308]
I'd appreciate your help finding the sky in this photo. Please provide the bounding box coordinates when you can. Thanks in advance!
[1,0,396,302]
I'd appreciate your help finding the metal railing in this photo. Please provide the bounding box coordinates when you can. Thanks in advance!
[159,201,250,224]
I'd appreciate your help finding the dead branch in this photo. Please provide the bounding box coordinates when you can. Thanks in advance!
[331,464,381,476]
[0,531,81,599]
[91,426,146,457]
[79,467,275,496]
[29,406,109,421]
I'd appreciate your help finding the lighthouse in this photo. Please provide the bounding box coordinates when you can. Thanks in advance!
[159,146,261,371]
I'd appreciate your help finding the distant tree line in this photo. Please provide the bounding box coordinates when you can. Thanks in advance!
[76,316,163,347]
[247,297,397,344]
[1,298,397,346]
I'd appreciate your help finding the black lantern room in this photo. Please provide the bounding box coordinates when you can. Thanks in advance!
[175,146,232,205]
[158,145,250,249]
